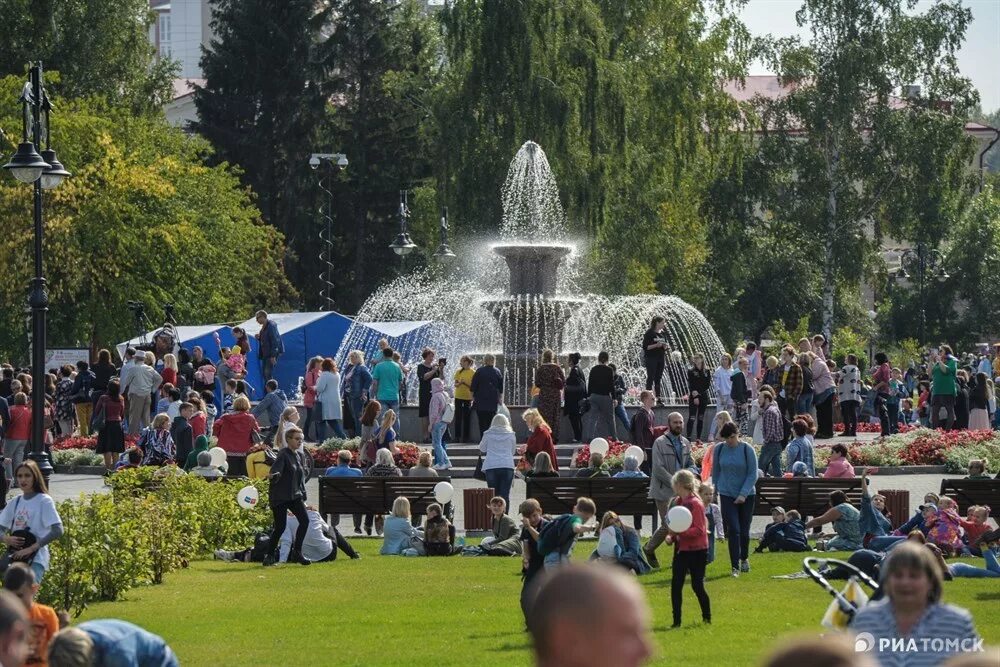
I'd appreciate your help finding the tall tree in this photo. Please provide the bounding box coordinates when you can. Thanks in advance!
[194,0,326,293]
[314,0,441,309]
[0,76,295,359]
[0,0,176,113]
[754,0,978,341]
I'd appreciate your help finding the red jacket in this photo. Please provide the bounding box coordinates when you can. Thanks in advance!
[212,412,259,454]
[189,412,207,439]
[526,425,558,471]
[161,368,177,387]
[303,368,320,408]
[7,405,32,441]
[673,493,708,552]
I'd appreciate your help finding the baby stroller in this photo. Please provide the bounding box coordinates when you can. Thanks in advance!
[803,556,881,629]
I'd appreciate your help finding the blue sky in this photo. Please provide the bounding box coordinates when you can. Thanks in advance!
[739,0,1000,111]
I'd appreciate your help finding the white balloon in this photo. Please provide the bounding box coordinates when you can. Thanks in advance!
[237,485,259,510]
[589,438,609,456]
[667,505,693,533]
[209,447,228,468]
[624,445,645,464]
[434,481,455,504]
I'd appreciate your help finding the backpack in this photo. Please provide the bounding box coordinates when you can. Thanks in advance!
[441,401,455,424]
[536,514,577,557]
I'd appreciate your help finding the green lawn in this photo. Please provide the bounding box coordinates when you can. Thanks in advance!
[76,542,999,666]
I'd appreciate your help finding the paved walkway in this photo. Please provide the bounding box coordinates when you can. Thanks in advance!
[45,471,946,537]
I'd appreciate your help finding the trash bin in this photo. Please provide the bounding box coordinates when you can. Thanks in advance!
[880,489,910,530]
[463,487,495,532]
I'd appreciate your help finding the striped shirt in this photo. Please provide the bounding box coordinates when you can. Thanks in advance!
[850,600,981,667]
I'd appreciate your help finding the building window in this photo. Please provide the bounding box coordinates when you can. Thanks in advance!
[159,14,171,57]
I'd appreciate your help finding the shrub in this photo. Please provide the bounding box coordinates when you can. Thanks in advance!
[38,468,271,617]
[52,448,104,467]
[944,440,1000,474]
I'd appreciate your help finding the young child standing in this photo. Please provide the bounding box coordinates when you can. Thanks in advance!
[3,563,59,667]
[697,483,723,564]
[537,497,597,568]
[665,470,711,628]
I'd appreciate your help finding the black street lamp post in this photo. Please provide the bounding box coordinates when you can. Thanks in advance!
[433,206,456,261]
[3,62,70,482]
[309,152,348,310]
[389,190,417,259]
[890,243,949,345]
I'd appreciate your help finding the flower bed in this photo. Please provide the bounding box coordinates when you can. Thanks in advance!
[831,423,917,434]
[52,434,140,451]
[572,439,631,468]
[307,437,421,470]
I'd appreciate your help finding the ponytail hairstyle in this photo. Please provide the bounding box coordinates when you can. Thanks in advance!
[276,406,300,448]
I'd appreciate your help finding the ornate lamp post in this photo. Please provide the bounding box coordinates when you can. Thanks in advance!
[2,63,71,482]
[389,190,417,257]
[432,206,456,260]
[889,244,950,345]
[309,152,348,310]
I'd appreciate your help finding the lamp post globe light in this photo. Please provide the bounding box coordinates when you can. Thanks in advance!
[2,62,71,482]
[433,206,456,260]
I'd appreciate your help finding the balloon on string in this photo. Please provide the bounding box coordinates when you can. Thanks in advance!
[624,445,645,464]
[589,438,609,456]
[236,485,259,510]
[209,447,228,467]
[667,505,693,532]
[434,481,455,504]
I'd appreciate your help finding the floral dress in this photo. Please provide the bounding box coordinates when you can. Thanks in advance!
[54,378,75,422]
[139,427,175,466]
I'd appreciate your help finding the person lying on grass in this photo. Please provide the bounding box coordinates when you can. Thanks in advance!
[215,506,360,563]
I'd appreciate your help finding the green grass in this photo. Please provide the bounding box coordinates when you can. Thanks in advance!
[76,541,1000,667]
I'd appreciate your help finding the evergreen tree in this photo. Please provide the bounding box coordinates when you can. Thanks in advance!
[314,0,441,309]
[194,0,326,294]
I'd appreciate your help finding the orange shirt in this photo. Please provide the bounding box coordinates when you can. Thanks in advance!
[24,603,58,667]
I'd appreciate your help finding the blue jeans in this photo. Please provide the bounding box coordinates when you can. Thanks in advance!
[614,402,631,434]
[949,549,1000,578]
[431,421,450,467]
[720,494,755,569]
[379,400,400,426]
[867,535,906,552]
[544,551,571,568]
[796,391,814,415]
[759,442,783,477]
[484,467,514,509]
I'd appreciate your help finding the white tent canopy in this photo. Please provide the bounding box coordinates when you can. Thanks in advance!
[116,324,226,360]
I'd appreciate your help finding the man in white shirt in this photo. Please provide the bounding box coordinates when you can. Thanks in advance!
[278,508,360,562]
[123,356,163,435]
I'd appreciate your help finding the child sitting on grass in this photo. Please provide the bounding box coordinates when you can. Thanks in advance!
[595,511,623,562]
[423,503,460,556]
[476,497,521,556]
[926,497,964,556]
[537,496,597,567]
[960,505,992,556]
[754,509,811,553]
[664,469,711,627]
[3,563,58,666]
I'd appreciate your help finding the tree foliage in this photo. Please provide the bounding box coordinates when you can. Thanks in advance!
[0,0,176,113]
[0,76,295,358]
[750,0,979,340]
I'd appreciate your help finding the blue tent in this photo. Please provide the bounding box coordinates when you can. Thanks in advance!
[231,312,354,399]
[119,312,354,402]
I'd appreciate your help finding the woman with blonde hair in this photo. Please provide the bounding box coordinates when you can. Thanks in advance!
[479,413,517,508]
[668,469,711,627]
[523,408,558,471]
[372,409,400,457]
[525,451,559,478]
[138,414,174,466]
[364,448,402,536]
[275,406,300,448]
[380,496,424,556]
[160,353,178,387]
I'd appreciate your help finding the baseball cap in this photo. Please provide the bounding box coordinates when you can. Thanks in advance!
[771,506,786,515]
[919,503,938,512]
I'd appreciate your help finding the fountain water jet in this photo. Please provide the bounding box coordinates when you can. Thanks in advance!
[336,141,726,407]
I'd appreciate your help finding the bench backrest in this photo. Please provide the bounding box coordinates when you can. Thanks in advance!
[939,479,1000,515]
[318,477,449,517]
[525,478,655,516]
[753,478,863,517]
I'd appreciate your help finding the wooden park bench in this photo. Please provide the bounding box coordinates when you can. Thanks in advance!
[525,478,659,528]
[939,478,1000,515]
[753,478,864,517]
[318,477,450,518]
